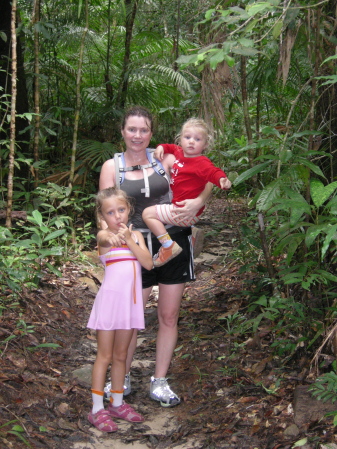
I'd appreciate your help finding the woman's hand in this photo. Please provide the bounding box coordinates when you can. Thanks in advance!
[172,198,204,221]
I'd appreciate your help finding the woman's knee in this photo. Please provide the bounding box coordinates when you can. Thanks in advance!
[158,309,179,328]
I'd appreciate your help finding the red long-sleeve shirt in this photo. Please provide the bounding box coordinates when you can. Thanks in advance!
[161,144,227,216]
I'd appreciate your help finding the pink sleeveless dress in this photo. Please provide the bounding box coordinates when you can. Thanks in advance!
[87,240,144,331]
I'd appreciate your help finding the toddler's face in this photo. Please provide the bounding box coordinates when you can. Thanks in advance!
[180,126,207,158]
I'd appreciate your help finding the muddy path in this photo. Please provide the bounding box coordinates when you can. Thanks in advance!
[1,197,336,448]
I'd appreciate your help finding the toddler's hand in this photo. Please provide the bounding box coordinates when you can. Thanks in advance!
[154,145,164,161]
[220,177,231,190]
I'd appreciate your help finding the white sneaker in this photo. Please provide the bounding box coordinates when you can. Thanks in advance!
[149,376,181,407]
[104,373,131,401]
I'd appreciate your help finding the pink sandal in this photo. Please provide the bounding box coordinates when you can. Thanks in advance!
[88,408,118,432]
[108,401,144,422]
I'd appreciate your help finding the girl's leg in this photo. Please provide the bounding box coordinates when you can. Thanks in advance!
[110,329,134,395]
[88,330,118,432]
[155,283,185,377]
[92,330,115,392]
[108,329,145,423]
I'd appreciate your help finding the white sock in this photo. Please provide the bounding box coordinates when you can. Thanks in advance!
[91,391,104,414]
[110,391,123,407]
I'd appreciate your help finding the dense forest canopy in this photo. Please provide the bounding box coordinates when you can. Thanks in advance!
[1,0,337,393]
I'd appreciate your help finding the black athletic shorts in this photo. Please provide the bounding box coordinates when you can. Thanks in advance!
[141,227,195,288]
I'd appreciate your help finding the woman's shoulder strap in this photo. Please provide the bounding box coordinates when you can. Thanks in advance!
[113,149,169,188]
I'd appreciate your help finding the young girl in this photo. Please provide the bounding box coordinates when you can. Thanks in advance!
[87,187,153,432]
[142,118,232,267]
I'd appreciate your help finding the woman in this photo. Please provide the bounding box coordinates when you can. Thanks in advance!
[99,106,212,407]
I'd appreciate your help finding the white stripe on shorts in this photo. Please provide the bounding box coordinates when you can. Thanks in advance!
[155,204,199,227]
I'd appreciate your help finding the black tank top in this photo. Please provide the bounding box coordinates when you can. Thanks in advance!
[121,172,170,229]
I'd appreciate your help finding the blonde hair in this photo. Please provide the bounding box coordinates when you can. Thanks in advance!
[175,118,214,151]
[96,187,134,216]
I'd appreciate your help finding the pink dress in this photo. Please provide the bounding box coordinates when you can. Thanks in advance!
[87,240,144,331]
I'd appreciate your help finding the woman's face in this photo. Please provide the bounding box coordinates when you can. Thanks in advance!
[121,115,152,154]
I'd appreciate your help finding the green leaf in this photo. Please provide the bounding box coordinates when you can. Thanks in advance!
[305,225,326,248]
[310,179,337,208]
[232,46,258,57]
[45,262,63,277]
[292,437,308,447]
[272,20,283,39]
[321,224,337,260]
[246,2,273,17]
[209,50,225,70]
[233,162,270,186]
[205,9,216,20]
[32,210,43,226]
[244,18,259,33]
[43,229,67,242]
[238,37,254,47]
[300,159,325,177]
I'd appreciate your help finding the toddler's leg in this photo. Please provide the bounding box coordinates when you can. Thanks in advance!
[143,205,168,238]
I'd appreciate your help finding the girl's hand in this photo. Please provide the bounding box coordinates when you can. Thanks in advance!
[154,145,164,161]
[220,177,232,190]
[172,198,203,221]
[117,223,132,242]
[97,230,124,248]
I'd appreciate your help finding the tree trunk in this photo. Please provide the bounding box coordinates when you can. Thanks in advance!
[240,56,253,164]
[104,0,113,101]
[68,0,88,188]
[6,0,18,229]
[0,0,29,151]
[116,0,138,110]
[32,0,41,186]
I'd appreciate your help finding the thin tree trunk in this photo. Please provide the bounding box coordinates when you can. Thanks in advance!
[173,0,180,72]
[240,56,253,165]
[116,0,138,109]
[258,213,276,279]
[32,0,40,186]
[104,0,113,101]
[68,0,88,188]
[6,0,17,228]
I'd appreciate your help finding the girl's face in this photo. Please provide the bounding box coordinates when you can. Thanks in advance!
[121,115,152,154]
[100,197,130,233]
[180,126,208,158]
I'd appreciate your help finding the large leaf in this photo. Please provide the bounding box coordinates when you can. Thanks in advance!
[233,162,270,186]
[310,179,337,208]
[321,224,337,260]
[256,182,280,211]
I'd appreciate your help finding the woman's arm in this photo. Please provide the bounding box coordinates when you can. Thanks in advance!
[99,159,116,190]
[172,182,213,221]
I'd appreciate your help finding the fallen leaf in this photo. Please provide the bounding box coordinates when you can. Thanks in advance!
[57,402,70,414]
[62,310,71,319]
[238,396,259,403]
[6,353,27,370]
